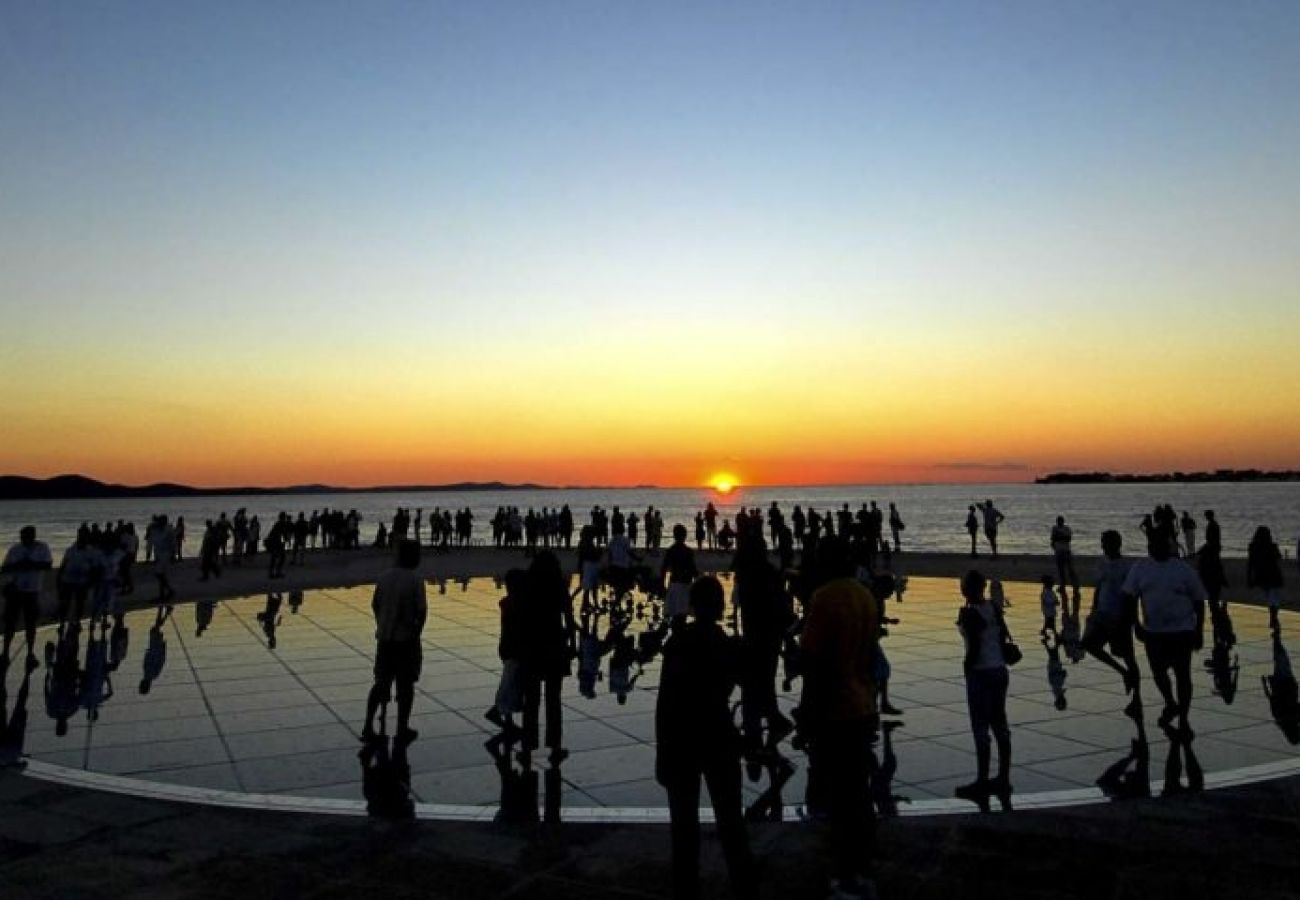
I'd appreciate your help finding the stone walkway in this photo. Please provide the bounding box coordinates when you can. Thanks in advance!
[3,765,1299,899]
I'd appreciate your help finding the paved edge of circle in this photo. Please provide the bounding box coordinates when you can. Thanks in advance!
[16,756,1300,823]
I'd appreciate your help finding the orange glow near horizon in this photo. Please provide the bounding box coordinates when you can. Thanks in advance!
[709,473,739,494]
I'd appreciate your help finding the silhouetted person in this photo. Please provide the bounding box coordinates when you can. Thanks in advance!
[147,516,177,604]
[486,569,528,740]
[1247,526,1284,631]
[888,503,904,553]
[56,527,97,624]
[3,526,52,669]
[955,570,1013,812]
[1050,515,1080,604]
[799,536,879,896]
[362,540,426,743]
[199,520,221,581]
[965,505,979,557]
[981,500,1005,559]
[1083,531,1141,711]
[661,524,698,622]
[733,536,794,761]
[656,576,757,900]
[519,551,576,766]
[1123,531,1205,736]
[1179,510,1197,556]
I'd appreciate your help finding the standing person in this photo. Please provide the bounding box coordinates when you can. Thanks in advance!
[1203,510,1221,556]
[965,506,980,558]
[1083,531,1140,699]
[1122,532,1206,735]
[888,503,904,553]
[2,526,52,669]
[361,540,427,743]
[1050,516,1079,608]
[655,576,757,900]
[799,536,880,897]
[519,551,576,766]
[486,568,528,739]
[981,500,1005,560]
[1039,575,1058,637]
[148,516,177,606]
[733,536,794,759]
[1247,527,1285,632]
[574,527,603,611]
[660,524,698,623]
[955,570,1013,812]
[1180,511,1197,557]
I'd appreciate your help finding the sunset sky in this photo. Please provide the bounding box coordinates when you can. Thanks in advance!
[2,2,1298,488]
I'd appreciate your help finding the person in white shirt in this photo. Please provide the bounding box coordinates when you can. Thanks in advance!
[3,526,53,669]
[1122,531,1206,735]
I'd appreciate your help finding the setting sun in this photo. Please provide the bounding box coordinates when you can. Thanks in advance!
[709,473,740,494]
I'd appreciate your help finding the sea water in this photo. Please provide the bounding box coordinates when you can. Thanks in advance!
[2,482,1298,559]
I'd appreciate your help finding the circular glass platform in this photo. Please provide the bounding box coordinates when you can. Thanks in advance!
[6,576,1298,820]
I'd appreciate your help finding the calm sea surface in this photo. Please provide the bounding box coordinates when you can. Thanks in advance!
[2,483,1298,560]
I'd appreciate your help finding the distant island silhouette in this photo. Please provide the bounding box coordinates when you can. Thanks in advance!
[0,474,658,501]
[1037,469,1300,484]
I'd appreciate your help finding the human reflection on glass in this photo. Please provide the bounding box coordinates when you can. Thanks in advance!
[1042,633,1069,711]
[543,761,562,825]
[490,739,539,826]
[359,733,414,820]
[1204,604,1239,705]
[109,614,129,673]
[1,657,33,768]
[139,606,171,695]
[744,751,796,823]
[1159,719,1203,794]
[80,620,114,722]
[194,598,215,637]
[1262,629,1299,744]
[257,591,282,649]
[870,720,908,817]
[44,620,82,736]
[1096,737,1151,800]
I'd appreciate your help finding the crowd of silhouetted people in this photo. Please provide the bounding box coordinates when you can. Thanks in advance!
[4,496,1299,900]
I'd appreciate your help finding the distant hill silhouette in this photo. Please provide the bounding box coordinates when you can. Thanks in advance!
[1037,469,1300,484]
[0,474,564,501]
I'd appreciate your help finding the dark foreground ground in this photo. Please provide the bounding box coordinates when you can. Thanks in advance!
[3,767,1297,900]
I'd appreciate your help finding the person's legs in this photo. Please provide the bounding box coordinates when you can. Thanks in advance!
[1170,634,1194,732]
[394,677,415,737]
[703,759,758,900]
[18,592,39,658]
[960,670,994,808]
[543,674,564,755]
[987,667,1013,802]
[665,772,703,900]
[824,718,875,884]
[1145,637,1177,722]
[521,670,542,751]
[3,591,21,658]
[364,667,394,739]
